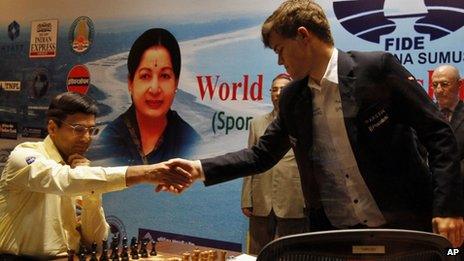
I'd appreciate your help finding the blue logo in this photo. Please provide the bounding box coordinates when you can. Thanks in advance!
[7,21,20,41]
[25,156,36,165]
[333,0,464,43]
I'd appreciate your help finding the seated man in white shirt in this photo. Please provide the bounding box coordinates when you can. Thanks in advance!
[0,92,192,259]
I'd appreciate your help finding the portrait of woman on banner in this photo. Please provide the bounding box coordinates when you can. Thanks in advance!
[90,28,201,165]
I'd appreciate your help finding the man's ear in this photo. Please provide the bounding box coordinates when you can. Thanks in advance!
[47,119,57,137]
[296,26,311,41]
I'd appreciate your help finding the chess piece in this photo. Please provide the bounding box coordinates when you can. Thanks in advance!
[209,250,218,261]
[110,244,119,261]
[77,244,88,261]
[130,237,139,259]
[182,252,191,261]
[88,241,98,261]
[150,240,157,256]
[219,251,227,261]
[100,240,109,261]
[90,251,98,261]
[67,249,75,261]
[140,238,149,258]
[192,249,201,261]
[121,245,129,261]
[200,251,209,261]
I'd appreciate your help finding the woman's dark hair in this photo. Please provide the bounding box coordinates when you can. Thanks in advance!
[46,92,98,126]
[127,28,181,81]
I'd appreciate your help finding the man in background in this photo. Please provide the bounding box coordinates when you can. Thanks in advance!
[0,92,191,259]
[241,73,308,255]
[432,64,464,187]
[433,64,463,125]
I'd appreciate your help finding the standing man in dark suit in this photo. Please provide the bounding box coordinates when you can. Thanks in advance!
[433,65,464,177]
[165,0,464,247]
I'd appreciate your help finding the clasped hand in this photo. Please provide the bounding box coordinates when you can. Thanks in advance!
[154,158,201,194]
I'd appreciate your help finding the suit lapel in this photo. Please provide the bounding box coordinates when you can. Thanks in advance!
[337,50,359,148]
[292,77,313,150]
[451,101,464,130]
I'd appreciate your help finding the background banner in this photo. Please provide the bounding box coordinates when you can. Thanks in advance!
[0,0,463,251]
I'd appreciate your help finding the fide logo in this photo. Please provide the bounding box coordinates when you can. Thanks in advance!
[333,0,464,43]
[7,21,20,41]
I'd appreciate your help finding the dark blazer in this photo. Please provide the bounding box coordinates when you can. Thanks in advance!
[451,101,464,176]
[202,50,464,230]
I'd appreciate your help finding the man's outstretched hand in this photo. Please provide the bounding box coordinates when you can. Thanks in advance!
[155,158,202,193]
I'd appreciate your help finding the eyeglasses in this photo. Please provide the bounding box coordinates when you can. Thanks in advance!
[58,120,99,136]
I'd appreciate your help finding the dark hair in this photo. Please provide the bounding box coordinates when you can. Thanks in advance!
[262,0,334,48]
[127,28,181,81]
[46,92,98,126]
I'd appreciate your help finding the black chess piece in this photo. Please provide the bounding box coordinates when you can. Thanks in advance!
[77,244,88,261]
[67,249,75,261]
[110,244,119,261]
[120,245,129,261]
[90,250,98,261]
[140,238,148,258]
[111,235,119,249]
[89,241,98,261]
[79,251,86,261]
[100,240,109,261]
[130,237,139,260]
[109,235,120,261]
[150,240,157,256]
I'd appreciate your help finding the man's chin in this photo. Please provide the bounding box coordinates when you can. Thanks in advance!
[73,147,89,155]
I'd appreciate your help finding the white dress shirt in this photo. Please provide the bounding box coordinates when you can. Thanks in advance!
[309,48,386,228]
[0,136,128,256]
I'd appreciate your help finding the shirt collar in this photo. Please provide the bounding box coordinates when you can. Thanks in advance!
[44,135,66,164]
[308,48,339,91]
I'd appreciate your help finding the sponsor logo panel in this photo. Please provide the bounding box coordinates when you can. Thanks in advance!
[29,19,58,58]
[69,16,95,54]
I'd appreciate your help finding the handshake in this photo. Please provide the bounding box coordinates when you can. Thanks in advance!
[125,158,201,194]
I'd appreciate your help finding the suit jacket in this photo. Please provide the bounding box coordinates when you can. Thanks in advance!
[451,101,464,175]
[241,111,306,218]
[202,50,464,230]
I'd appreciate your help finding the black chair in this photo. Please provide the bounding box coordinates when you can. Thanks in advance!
[257,229,459,261]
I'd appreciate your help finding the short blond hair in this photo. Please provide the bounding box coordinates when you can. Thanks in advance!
[262,0,334,47]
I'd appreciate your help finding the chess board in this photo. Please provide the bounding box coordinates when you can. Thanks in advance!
[61,238,242,260]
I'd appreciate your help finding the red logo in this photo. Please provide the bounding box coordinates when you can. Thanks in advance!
[67,65,90,94]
